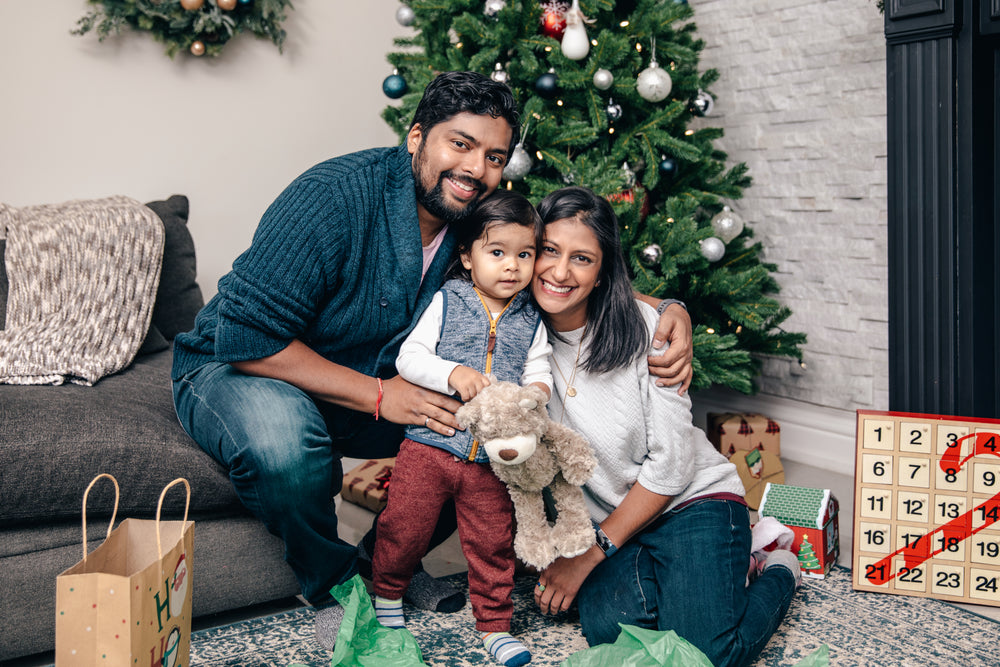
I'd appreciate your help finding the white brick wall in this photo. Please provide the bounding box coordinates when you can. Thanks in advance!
[690,0,888,411]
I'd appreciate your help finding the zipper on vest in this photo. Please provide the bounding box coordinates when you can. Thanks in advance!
[469,288,515,461]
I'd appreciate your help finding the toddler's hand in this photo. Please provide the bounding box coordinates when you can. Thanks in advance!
[448,366,491,402]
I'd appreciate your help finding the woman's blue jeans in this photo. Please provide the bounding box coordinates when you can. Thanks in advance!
[576,499,796,667]
[172,361,405,607]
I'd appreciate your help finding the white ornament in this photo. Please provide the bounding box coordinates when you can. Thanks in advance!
[395,5,415,26]
[700,237,726,262]
[593,68,614,90]
[503,143,532,181]
[490,62,509,84]
[710,206,744,243]
[484,0,506,18]
[561,0,590,60]
[637,60,672,103]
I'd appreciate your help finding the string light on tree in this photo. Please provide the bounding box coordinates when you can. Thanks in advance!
[636,42,672,102]
[710,205,745,243]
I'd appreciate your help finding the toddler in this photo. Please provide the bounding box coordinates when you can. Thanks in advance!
[372,190,551,667]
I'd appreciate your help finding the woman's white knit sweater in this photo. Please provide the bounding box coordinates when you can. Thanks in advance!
[549,301,744,522]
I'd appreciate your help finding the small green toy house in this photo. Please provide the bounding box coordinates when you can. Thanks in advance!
[759,483,840,579]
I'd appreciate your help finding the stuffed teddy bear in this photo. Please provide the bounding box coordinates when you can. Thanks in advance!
[456,380,598,570]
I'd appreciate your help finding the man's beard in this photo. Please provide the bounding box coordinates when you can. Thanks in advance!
[413,146,486,224]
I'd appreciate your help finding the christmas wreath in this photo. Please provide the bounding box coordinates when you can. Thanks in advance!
[72,0,294,58]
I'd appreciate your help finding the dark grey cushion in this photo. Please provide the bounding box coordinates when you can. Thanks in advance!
[0,347,243,525]
[144,195,204,340]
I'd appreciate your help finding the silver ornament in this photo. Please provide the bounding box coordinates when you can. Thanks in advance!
[636,60,672,102]
[395,5,416,26]
[484,0,506,17]
[691,89,714,116]
[605,99,623,122]
[490,62,509,84]
[640,244,663,266]
[503,143,532,181]
[621,161,636,188]
[700,237,726,262]
[710,206,744,243]
[593,68,614,91]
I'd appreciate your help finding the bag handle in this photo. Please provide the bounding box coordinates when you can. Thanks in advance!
[81,473,120,563]
[155,478,191,560]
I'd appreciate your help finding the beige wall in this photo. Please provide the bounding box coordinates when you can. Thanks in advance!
[0,1,407,299]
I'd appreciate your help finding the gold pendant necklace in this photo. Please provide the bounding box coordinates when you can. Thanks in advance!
[552,330,585,401]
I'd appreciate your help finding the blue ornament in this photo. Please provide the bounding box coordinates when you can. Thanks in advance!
[382,71,408,99]
[659,157,678,176]
[238,0,252,4]
[535,71,559,99]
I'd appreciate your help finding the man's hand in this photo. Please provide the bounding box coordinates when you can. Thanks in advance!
[379,375,463,436]
[447,366,491,402]
[649,303,693,394]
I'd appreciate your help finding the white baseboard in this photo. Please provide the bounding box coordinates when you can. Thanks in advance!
[691,388,857,477]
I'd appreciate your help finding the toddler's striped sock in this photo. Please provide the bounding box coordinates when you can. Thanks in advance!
[374,596,405,628]
[482,631,531,666]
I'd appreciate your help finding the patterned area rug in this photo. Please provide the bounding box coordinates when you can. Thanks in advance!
[191,566,1000,666]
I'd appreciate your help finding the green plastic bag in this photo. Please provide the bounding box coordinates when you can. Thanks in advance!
[560,624,830,667]
[295,574,426,667]
[560,625,714,667]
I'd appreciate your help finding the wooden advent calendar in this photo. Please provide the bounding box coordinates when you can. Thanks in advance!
[853,410,1000,606]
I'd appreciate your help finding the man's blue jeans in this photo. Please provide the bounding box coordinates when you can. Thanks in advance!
[172,361,404,607]
[576,498,796,667]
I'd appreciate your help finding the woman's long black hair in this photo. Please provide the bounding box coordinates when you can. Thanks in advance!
[536,186,648,373]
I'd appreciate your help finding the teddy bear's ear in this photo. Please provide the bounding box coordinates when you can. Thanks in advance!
[518,397,538,410]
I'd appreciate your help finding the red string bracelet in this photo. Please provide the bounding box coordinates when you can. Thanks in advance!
[373,377,384,420]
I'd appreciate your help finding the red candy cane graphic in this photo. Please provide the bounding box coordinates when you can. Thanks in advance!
[864,431,1000,586]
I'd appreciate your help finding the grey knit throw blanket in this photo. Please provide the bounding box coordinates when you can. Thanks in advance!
[0,196,164,385]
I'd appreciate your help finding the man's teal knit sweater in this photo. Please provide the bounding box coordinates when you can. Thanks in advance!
[172,144,457,381]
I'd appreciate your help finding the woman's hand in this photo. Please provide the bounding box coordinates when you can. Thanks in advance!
[379,375,463,436]
[649,303,693,394]
[534,547,603,615]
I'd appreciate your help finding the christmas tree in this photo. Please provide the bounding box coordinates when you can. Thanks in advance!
[797,535,820,570]
[381,0,805,393]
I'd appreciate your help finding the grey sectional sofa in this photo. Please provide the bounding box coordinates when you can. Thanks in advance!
[0,196,299,662]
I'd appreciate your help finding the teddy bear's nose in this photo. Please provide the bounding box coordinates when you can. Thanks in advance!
[498,449,519,461]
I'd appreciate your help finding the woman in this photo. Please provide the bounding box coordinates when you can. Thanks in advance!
[530,187,799,667]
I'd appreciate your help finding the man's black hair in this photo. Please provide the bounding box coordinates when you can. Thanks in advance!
[410,71,520,154]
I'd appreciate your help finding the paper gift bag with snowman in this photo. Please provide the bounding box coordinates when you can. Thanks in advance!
[56,474,194,667]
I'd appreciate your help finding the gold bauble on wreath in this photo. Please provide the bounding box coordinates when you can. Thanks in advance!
[180,0,204,10]
[217,0,237,10]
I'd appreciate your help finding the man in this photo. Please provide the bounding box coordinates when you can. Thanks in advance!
[171,71,692,649]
